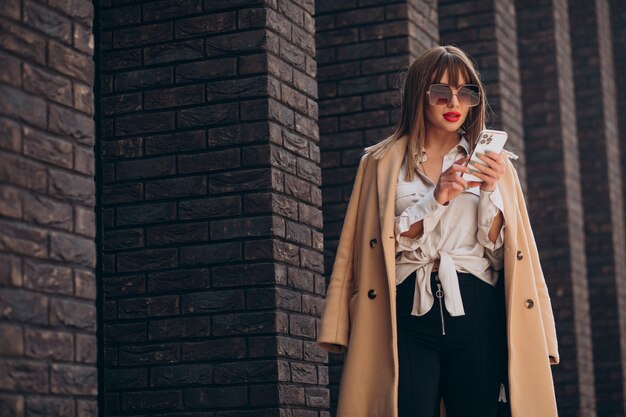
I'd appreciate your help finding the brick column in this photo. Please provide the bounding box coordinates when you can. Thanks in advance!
[611,0,626,283]
[97,1,324,416]
[515,0,595,415]
[0,0,97,416]
[569,0,626,415]
[315,1,438,413]
[439,0,527,187]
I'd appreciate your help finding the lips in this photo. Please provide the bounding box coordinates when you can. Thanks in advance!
[443,112,461,122]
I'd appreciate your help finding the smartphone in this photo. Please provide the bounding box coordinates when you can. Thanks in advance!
[461,129,508,183]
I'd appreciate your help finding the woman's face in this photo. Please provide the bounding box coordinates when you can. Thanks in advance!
[424,68,471,135]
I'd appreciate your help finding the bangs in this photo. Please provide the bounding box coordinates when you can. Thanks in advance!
[431,52,474,86]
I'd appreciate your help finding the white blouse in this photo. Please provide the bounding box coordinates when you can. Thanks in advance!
[394,135,506,317]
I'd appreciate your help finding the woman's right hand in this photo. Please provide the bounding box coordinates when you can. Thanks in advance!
[433,156,482,205]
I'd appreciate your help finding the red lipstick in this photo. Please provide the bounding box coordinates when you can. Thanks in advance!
[443,112,460,122]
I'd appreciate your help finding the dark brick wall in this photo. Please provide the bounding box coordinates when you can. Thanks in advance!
[569,0,626,415]
[439,0,527,188]
[315,0,438,413]
[0,0,97,415]
[516,0,594,415]
[97,0,326,415]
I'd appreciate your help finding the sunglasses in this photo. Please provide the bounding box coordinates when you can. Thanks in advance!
[426,83,480,107]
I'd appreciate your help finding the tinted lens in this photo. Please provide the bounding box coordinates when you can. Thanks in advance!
[458,84,480,106]
[428,84,452,105]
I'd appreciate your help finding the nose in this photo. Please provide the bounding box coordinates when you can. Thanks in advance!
[448,93,460,107]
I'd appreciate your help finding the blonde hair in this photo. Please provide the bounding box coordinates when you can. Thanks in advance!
[365,45,490,181]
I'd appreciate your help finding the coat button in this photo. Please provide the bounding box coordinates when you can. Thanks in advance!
[368,289,377,299]
[516,250,523,260]
[525,299,534,309]
[369,238,377,248]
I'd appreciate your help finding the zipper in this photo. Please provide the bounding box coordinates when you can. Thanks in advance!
[435,275,445,335]
[498,382,507,402]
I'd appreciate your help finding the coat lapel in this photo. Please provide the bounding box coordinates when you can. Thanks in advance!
[376,136,409,290]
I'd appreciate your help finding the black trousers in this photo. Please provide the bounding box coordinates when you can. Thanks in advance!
[396,270,509,417]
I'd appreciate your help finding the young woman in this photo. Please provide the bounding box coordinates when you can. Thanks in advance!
[317,45,560,417]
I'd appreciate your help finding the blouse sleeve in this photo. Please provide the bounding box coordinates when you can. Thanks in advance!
[394,187,448,253]
[476,185,506,269]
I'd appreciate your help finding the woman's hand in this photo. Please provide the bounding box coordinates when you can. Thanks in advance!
[433,156,482,205]
[469,151,506,192]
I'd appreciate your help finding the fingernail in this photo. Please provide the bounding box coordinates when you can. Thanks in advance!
[469,161,475,165]
[485,150,491,154]
[476,152,482,157]
[470,169,475,173]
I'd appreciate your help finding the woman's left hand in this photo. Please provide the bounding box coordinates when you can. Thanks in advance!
[469,150,506,192]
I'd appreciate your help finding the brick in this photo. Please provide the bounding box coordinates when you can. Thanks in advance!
[146,222,208,245]
[148,269,209,293]
[151,364,212,387]
[0,324,23,355]
[103,228,144,250]
[177,102,238,128]
[74,269,96,300]
[213,312,288,336]
[115,67,173,91]
[50,299,96,331]
[0,395,23,417]
[102,183,143,204]
[176,57,236,83]
[118,343,179,366]
[25,329,73,361]
[101,138,143,158]
[181,338,245,361]
[24,1,72,43]
[210,216,274,240]
[49,41,94,84]
[23,259,73,295]
[208,168,271,193]
[180,242,241,265]
[0,19,46,64]
[115,111,175,136]
[186,386,248,408]
[0,220,48,258]
[145,176,207,200]
[103,274,145,297]
[0,84,47,128]
[144,130,205,155]
[26,397,74,416]
[116,202,176,225]
[178,148,240,173]
[50,364,97,395]
[174,11,235,37]
[116,156,176,180]
[205,76,268,101]
[178,195,241,219]
[144,39,204,65]
[144,84,204,110]
[118,295,179,319]
[101,92,142,115]
[0,117,21,152]
[23,193,73,230]
[106,368,148,390]
[182,290,244,314]
[205,30,267,57]
[113,22,172,48]
[148,317,211,340]
[121,390,182,412]
[76,399,97,417]
[0,359,48,392]
[104,322,147,344]
[142,0,202,21]
[117,249,178,272]
[23,63,72,106]
[49,103,94,145]
[50,231,96,268]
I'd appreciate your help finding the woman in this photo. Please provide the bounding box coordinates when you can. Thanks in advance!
[316,45,560,417]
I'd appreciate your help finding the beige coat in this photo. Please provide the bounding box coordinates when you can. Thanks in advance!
[317,135,560,417]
